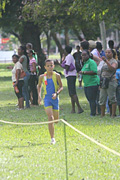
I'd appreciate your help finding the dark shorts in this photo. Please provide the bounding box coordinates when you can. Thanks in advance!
[116,85,120,105]
[66,76,76,96]
[14,80,24,99]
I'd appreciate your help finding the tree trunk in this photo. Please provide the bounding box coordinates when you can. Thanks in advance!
[50,31,64,59]
[99,21,107,50]
[45,31,51,56]
[19,22,46,74]
[115,29,119,46]
[65,28,69,46]
[73,29,84,41]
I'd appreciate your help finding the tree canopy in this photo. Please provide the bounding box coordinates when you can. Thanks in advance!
[0,0,119,57]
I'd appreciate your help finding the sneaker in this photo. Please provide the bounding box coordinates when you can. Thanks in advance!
[16,108,24,111]
[51,138,56,145]
[16,108,21,110]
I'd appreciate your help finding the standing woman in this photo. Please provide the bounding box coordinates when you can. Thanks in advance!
[99,49,118,117]
[27,49,38,105]
[12,55,24,110]
[79,50,99,116]
[18,45,30,108]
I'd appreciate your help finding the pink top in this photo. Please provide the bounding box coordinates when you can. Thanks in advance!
[64,54,77,77]
[29,57,36,73]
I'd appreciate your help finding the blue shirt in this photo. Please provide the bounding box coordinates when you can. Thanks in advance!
[116,69,120,85]
[100,50,105,58]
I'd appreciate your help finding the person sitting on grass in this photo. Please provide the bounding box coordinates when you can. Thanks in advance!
[37,59,63,145]
[12,55,24,110]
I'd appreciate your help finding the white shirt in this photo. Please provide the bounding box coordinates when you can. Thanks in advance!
[12,61,24,82]
[64,54,77,78]
[91,48,100,58]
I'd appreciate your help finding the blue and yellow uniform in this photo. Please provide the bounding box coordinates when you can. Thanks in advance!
[42,72,59,111]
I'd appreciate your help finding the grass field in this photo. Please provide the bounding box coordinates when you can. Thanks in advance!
[0,63,120,180]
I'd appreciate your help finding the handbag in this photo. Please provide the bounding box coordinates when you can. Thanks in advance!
[100,77,110,89]
[100,69,115,89]
[61,60,75,72]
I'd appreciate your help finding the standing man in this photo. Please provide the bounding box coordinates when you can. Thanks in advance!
[64,46,84,114]
[73,45,83,89]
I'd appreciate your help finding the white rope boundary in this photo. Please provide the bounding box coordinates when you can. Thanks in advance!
[0,119,60,125]
[61,119,120,157]
[0,118,120,157]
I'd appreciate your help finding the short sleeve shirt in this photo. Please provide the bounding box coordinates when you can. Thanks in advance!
[91,49,100,58]
[12,61,23,82]
[64,54,77,77]
[81,58,98,87]
[101,58,118,81]
[19,55,28,72]
[29,57,36,72]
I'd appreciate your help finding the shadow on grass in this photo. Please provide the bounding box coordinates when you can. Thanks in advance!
[1,143,48,150]
[0,63,13,69]
[0,76,11,81]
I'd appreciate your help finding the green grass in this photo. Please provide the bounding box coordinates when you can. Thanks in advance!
[0,63,120,180]
[48,53,60,61]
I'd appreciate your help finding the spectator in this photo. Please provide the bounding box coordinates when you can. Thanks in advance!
[73,45,83,89]
[12,55,24,110]
[116,66,120,116]
[81,40,101,65]
[99,49,118,117]
[116,43,120,60]
[91,41,105,115]
[79,50,99,116]
[92,42,105,58]
[64,46,84,114]
[27,49,38,105]
[26,43,41,74]
[108,40,118,60]
[18,45,30,108]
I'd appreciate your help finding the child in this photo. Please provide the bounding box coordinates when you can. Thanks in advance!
[37,60,63,144]
[26,43,41,74]
[27,49,38,105]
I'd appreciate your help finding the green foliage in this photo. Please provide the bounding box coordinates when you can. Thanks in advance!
[73,0,120,22]
[0,0,6,17]
[0,1,24,34]
[0,0,119,51]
